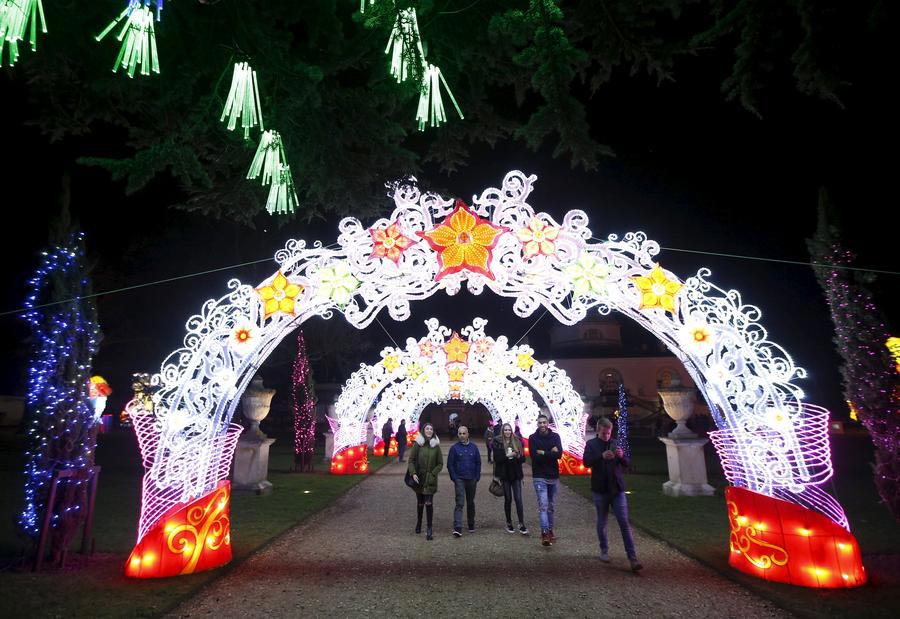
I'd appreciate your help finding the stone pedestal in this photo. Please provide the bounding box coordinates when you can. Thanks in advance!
[658,386,713,496]
[232,435,276,494]
[324,431,334,464]
[658,436,715,496]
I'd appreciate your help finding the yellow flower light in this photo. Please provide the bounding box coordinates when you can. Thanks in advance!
[632,264,682,313]
[417,199,507,281]
[382,354,400,372]
[369,221,415,264]
[256,272,303,319]
[515,217,559,258]
[447,366,466,382]
[517,352,535,371]
[443,332,470,364]
[406,362,424,380]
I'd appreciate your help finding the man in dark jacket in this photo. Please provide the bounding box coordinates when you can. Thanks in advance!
[381,418,393,459]
[528,414,563,546]
[582,417,642,571]
[447,425,481,536]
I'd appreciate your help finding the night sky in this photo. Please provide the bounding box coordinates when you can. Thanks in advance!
[1,15,895,421]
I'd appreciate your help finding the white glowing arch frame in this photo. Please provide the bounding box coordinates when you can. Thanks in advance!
[130,169,846,544]
[331,317,586,457]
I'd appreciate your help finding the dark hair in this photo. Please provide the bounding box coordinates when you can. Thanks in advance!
[537,414,549,422]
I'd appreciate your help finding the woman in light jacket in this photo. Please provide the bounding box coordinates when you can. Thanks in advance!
[493,422,528,535]
[408,423,443,540]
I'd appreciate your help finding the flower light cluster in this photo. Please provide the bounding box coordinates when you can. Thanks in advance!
[128,170,857,583]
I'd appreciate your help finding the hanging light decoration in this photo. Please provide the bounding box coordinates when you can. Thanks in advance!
[265,164,298,215]
[95,1,160,78]
[247,129,287,185]
[384,7,423,84]
[416,63,463,131]
[220,61,264,141]
[0,0,48,67]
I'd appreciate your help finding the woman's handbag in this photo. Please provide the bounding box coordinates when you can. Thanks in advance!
[404,470,419,491]
[488,478,504,497]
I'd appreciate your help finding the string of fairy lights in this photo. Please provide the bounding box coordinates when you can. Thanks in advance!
[1,0,462,216]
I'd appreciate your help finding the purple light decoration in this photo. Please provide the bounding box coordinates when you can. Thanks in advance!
[292,331,316,471]
[19,230,101,539]
[807,202,899,520]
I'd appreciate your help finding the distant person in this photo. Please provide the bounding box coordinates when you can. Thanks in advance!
[396,419,408,462]
[484,424,495,463]
[447,425,481,536]
[582,417,642,572]
[529,414,562,546]
[381,417,393,459]
[493,422,528,535]
[408,423,443,540]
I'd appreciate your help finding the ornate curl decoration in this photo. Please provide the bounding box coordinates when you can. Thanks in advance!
[727,499,789,570]
[131,170,848,554]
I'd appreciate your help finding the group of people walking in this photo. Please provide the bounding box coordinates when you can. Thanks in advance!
[403,414,643,571]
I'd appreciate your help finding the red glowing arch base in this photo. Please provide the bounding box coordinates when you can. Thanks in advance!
[330,444,370,474]
[726,486,865,588]
[125,481,232,578]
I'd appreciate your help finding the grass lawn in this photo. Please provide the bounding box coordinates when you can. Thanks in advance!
[0,430,385,618]
[563,433,900,619]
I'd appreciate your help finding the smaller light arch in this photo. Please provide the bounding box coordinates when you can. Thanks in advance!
[328,317,589,474]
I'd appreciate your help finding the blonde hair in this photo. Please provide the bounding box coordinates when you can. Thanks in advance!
[499,423,522,454]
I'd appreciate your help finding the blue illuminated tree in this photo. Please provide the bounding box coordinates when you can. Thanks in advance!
[19,209,101,556]
[615,383,631,461]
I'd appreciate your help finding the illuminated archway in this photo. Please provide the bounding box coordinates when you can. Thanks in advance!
[328,317,587,474]
[124,170,864,587]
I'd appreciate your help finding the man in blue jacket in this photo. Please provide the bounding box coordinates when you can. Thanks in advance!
[447,425,481,536]
[529,414,563,546]
[582,417,642,571]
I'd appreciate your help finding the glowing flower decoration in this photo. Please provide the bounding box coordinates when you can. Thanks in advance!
[632,264,683,313]
[419,340,435,358]
[564,252,609,297]
[369,222,415,264]
[447,366,466,382]
[681,319,715,355]
[516,217,559,258]
[230,318,260,351]
[382,354,400,372]
[406,362,424,380]
[317,261,360,306]
[417,200,507,281]
[473,338,494,355]
[516,353,535,371]
[443,332,470,364]
[256,272,303,318]
[765,407,792,429]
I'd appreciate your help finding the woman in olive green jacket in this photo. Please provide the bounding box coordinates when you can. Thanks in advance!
[408,422,443,540]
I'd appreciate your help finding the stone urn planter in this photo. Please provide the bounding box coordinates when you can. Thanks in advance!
[233,377,277,494]
[657,386,713,497]
[658,386,698,438]
[241,377,277,439]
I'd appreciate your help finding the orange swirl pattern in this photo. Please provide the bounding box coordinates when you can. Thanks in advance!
[559,451,590,475]
[727,499,789,569]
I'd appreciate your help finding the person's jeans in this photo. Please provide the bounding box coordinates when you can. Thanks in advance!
[397,441,407,462]
[502,479,524,525]
[532,478,559,532]
[453,479,478,530]
[592,491,637,559]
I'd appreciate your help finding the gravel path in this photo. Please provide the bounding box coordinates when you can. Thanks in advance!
[169,443,791,619]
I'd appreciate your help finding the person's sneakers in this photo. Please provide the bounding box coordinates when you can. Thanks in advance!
[506,523,515,534]
[468,525,475,533]
[452,528,462,537]
[518,524,529,535]
[599,552,610,563]
[541,531,551,546]
[630,558,643,572]
[548,530,556,543]
[426,528,433,541]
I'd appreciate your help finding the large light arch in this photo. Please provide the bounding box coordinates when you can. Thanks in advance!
[123,170,864,587]
[328,317,587,474]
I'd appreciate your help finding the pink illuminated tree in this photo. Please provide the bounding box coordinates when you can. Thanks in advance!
[292,331,317,472]
[808,192,900,521]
